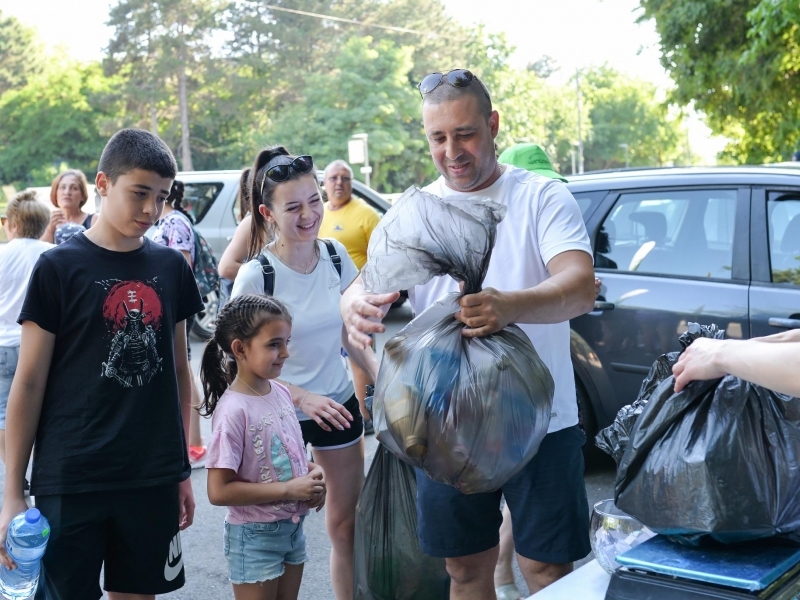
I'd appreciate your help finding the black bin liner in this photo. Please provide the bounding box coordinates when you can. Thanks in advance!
[612,329,800,544]
[354,445,450,599]
[595,323,725,465]
[363,187,554,494]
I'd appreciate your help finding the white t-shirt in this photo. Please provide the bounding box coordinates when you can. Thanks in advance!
[0,237,55,347]
[411,166,592,434]
[231,239,359,421]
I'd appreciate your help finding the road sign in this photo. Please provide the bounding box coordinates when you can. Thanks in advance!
[348,139,365,164]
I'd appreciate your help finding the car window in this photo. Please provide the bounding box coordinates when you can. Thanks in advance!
[595,189,738,279]
[183,182,224,224]
[768,196,800,286]
[575,196,592,215]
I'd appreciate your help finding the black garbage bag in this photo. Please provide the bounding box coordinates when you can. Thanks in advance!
[362,187,554,494]
[595,323,725,465]
[354,445,450,600]
[615,363,800,544]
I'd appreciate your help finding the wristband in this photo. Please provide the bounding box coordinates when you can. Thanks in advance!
[299,391,310,409]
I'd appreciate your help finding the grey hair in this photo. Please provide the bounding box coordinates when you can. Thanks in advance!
[324,160,354,179]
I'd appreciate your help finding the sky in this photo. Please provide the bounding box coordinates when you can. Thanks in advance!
[0,0,726,162]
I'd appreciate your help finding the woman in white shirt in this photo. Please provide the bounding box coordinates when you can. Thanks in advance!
[231,147,378,600]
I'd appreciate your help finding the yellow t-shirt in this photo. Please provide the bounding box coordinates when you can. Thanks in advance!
[319,197,381,271]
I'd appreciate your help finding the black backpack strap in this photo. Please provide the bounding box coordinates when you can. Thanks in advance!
[256,252,275,296]
[322,239,342,278]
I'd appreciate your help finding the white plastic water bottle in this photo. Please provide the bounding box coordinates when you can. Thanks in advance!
[0,508,50,599]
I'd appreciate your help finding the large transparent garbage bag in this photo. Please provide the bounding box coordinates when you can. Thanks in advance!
[363,187,555,494]
[595,323,725,465]
[354,445,450,600]
[614,331,800,544]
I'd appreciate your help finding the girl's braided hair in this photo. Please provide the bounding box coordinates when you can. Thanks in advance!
[199,294,292,416]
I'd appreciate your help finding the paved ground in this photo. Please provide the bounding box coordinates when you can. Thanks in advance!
[0,302,616,599]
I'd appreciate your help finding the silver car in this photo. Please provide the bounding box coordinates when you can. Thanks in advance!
[176,170,392,338]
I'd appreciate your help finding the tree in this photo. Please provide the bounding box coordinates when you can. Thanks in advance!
[106,0,221,169]
[638,0,799,163]
[264,35,436,192]
[0,61,124,185]
[582,67,685,170]
[0,11,44,96]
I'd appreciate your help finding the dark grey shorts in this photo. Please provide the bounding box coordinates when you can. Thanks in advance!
[416,425,591,563]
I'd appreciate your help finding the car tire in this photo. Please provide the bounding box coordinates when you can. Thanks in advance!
[575,375,604,469]
[192,290,220,341]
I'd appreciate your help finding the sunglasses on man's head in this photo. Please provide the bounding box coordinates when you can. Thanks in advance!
[260,155,314,195]
[418,69,491,101]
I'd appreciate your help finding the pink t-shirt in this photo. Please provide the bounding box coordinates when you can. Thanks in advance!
[206,382,309,524]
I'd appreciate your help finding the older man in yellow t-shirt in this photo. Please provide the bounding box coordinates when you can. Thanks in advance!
[319,160,381,430]
[319,160,381,270]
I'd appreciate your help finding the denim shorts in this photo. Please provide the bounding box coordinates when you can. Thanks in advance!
[223,517,308,584]
[0,346,20,429]
[416,425,591,563]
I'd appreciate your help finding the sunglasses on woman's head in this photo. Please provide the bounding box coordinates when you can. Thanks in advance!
[418,69,491,101]
[260,155,314,195]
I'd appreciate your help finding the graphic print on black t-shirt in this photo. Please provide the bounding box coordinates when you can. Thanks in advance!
[97,278,163,388]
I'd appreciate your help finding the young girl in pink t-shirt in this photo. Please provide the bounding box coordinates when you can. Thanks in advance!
[200,294,326,600]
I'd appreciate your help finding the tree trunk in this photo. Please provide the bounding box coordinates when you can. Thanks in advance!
[179,27,193,171]
[150,94,158,134]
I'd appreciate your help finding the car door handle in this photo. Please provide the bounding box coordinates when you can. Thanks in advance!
[593,301,615,311]
[769,317,800,329]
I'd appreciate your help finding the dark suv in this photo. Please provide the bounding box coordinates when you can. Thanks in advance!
[567,166,800,446]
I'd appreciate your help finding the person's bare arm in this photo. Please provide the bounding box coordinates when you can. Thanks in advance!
[39,210,65,243]
[455,250,596,337]
[207,462,325,507]
[673,336,800,397]
[340,274,400,349]
[0,323,55,569]
[218,215,252,280]
[174,320,195,530]
[341,325,379,382]
[275,379,354,432]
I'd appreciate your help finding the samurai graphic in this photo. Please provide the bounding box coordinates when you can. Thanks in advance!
[98,279,164,388]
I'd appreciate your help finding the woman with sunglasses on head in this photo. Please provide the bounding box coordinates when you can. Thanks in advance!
[231,147,377,600]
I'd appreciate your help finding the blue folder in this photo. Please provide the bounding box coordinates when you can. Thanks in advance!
[615,535,800,592]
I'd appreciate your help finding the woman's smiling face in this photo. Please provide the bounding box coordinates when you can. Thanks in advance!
[260,173,323,242]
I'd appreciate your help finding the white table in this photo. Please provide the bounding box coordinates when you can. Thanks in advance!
[527,560,611,600]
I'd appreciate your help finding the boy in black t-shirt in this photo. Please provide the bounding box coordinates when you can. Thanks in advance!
[0,129,204,599]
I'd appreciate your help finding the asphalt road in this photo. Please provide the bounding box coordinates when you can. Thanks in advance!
[0,302,616,599]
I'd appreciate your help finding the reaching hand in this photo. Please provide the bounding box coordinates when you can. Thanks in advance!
[341,284,398,349]
[300,393,353,432]
[672,338,729,393]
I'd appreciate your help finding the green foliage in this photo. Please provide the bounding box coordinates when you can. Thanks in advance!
[0,61,124,185]
[582,66,684,170]
[0,11,44,96]
[0,0,691,191]
[639,0,800,162]
[264,36,436,192]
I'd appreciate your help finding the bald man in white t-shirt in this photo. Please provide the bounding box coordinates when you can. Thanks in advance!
[341,69,596,599]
